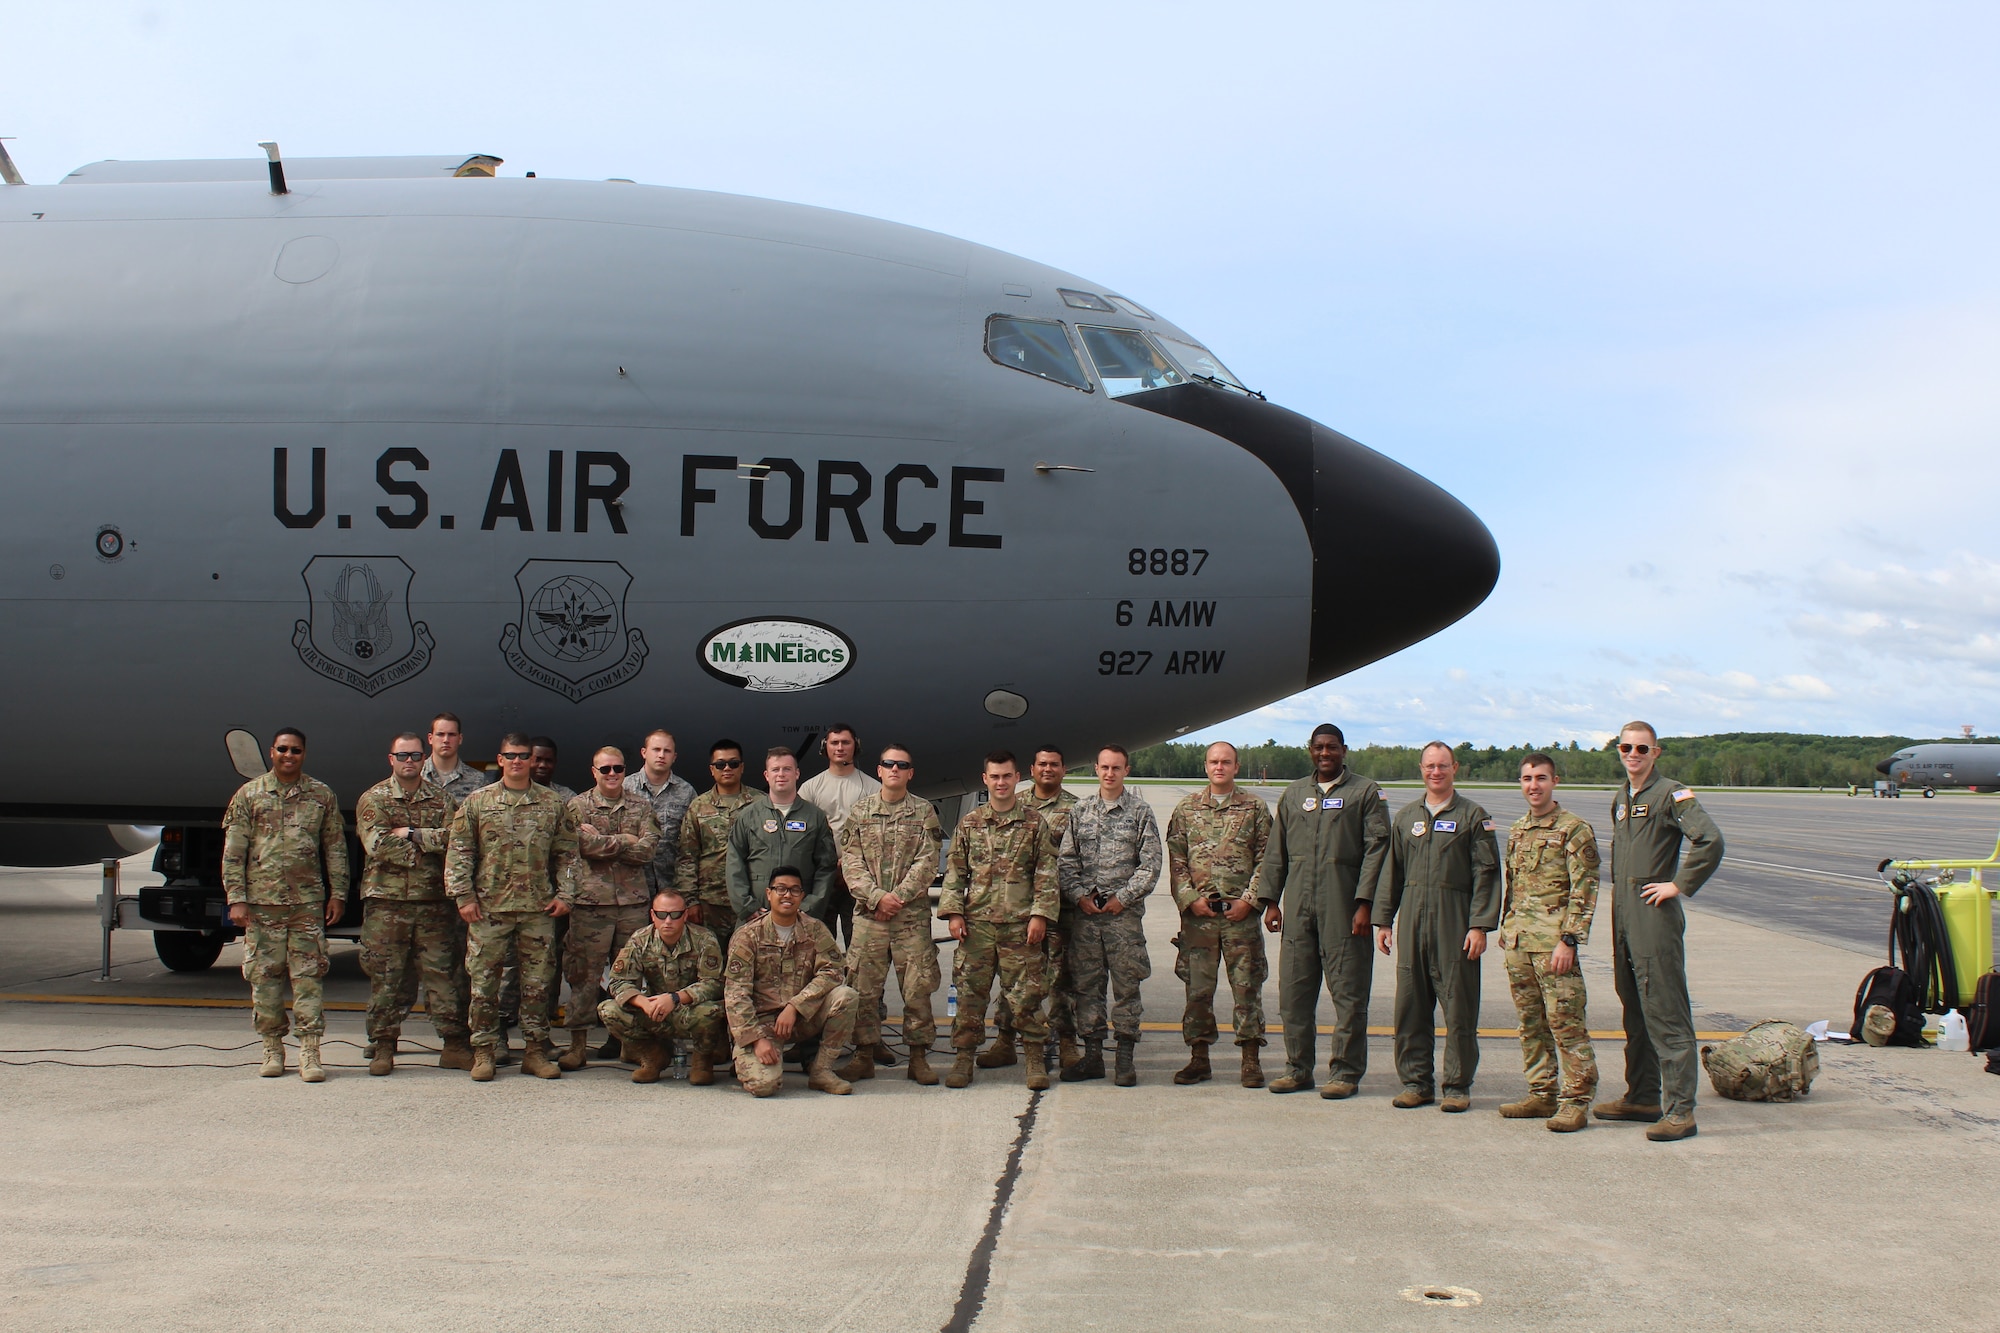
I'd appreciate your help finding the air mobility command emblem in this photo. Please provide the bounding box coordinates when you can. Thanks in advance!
[292,556,433,696]
[500,559,648,702]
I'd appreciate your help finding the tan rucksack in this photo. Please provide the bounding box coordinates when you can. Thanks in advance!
[1701,1020,1820,1102]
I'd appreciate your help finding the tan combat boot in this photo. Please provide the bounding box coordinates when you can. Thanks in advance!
[438,1037,475,1070]
[1548,1104,1588,1133]
[906,1048,939,1086]
[470,1045,496,1081]
[836,1049,876,1082]
[1500,1094,1558,1119]
[1173,1041,1212,1085]
[1058,1033,1081,1069]
[1023,1041,1050,1091]
[1440,1094,1471,1113]
[299,1036,326,1083]
[1594,1098,1664,1123]
[368,1039,395,1077]
[1240,1043,1265,1089]
[946,1051,977,1088]
[521,1038,563,1079]
[688,1047,715,1086]
[1646,1115,1698,1142]
[631,1040,667,1084]
[976,1030,1017,1069]
[556,1030,591,1072]
[807,1043,853,1095]
[869,1042,900,1067]
[1392,1091,1435,1109]
[259,1037,286,1078]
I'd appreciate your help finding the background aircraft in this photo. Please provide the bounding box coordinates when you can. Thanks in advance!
[0,147,1497,963]
[1878,743,2000,794]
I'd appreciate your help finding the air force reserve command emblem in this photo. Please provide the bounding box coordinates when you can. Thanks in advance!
[500,559,648,702]
[292,556,433,696]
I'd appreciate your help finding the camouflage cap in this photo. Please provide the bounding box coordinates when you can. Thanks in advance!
[1862,1004,1896,1047]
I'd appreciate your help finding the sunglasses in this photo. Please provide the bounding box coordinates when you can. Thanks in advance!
[499,751,532,762]
[650,908,687,921]
[390,752,424,762]
[879,759,914,771]
[272,745,304,756]
[595,764,626,774]
[710,758,743,769]
[1617,743,1654,755]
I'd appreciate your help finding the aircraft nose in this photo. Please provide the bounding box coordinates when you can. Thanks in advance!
[1118,385,1499,687]
[1303,420,1499,684]
[1876,758,1893,775]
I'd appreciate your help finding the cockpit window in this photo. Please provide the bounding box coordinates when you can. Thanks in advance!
[1058,288,1116,312]
[1156,335,1248,392]
[1077,326,1186,397]
[1105,294,1155,319]
[985,316,1093,392]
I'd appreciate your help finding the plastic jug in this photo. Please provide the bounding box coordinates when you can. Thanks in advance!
[1937,1011,1970,1052]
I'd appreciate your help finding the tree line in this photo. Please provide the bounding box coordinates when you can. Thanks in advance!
[1127,733,1958,787]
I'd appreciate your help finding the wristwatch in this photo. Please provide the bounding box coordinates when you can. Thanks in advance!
[1560,933,1578,948]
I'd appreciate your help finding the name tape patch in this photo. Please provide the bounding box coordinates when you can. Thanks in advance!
[1433,819,1458,833]
[1322,797,1344,809]
[785,820,807,832]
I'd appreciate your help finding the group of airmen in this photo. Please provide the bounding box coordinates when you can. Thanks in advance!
[222,713,1723,1139]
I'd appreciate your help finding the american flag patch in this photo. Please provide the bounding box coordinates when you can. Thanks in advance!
[1672,788,1694,802]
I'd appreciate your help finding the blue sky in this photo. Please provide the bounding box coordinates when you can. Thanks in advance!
[11,4,1997,747]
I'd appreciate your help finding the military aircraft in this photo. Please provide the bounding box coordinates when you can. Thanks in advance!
[1877,743,2000,795]
[0,144,1498,967]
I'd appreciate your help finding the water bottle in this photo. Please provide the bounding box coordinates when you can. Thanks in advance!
[669,1048,689,1079]
[947,983,958,1019]
[1937,1011,1969,1052]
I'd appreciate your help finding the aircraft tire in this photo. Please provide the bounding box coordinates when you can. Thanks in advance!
[155,930,226,972]
[1924,788,1936,799]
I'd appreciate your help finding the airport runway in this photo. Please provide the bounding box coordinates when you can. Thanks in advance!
[3,787,1998,1330]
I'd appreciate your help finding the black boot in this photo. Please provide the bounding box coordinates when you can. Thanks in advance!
[1114,1038,1137,1087]
[1060,1036,1105,1082]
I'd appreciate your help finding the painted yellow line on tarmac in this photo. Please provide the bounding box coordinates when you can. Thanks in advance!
[0,993,1740,1040]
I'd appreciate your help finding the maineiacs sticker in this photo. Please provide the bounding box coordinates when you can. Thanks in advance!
[699,618,855,692]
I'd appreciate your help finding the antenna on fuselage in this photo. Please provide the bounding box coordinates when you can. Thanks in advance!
[0,140,24,186]
[257,141,288,195]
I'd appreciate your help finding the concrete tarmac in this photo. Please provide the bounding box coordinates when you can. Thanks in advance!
[3,787,1998,1330]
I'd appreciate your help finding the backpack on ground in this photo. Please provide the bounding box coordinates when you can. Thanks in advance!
[1966,970,2000,1053]
[1702,1020,1820,1101]
[1850,966,1927,1047]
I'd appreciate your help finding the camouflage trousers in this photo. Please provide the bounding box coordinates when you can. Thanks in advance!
[733,984,859,1096]
[1173,911,1269,1046]
[953,919,1049,1048]
[1069,908,1151,1043]
[467,911,558,1047]
[995,912,1073,1039]
[847,905,940,1051]
[695,898,739,948]
[241,904,329,1038]
[599,994,725,1047]
[562,904,649,1034]
[361,899,469,1043]
[1504,949,1598,1107]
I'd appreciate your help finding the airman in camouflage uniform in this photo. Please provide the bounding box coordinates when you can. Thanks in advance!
[1498,752,1600,1131]
[834,747,944,1085]
[222,729,348,1083]
[355,733,471,1076]
[445,733,579,1081]
[983,746,1080,1071]
[675,742,758,948]
[625,729,697,889]
[1166,743,1274,1088]
[941,752,1061,1090]
[1059,747,1162,1087]
[554,753,662,1071]
[724,870,858,1096]
[601,888,726,1084]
